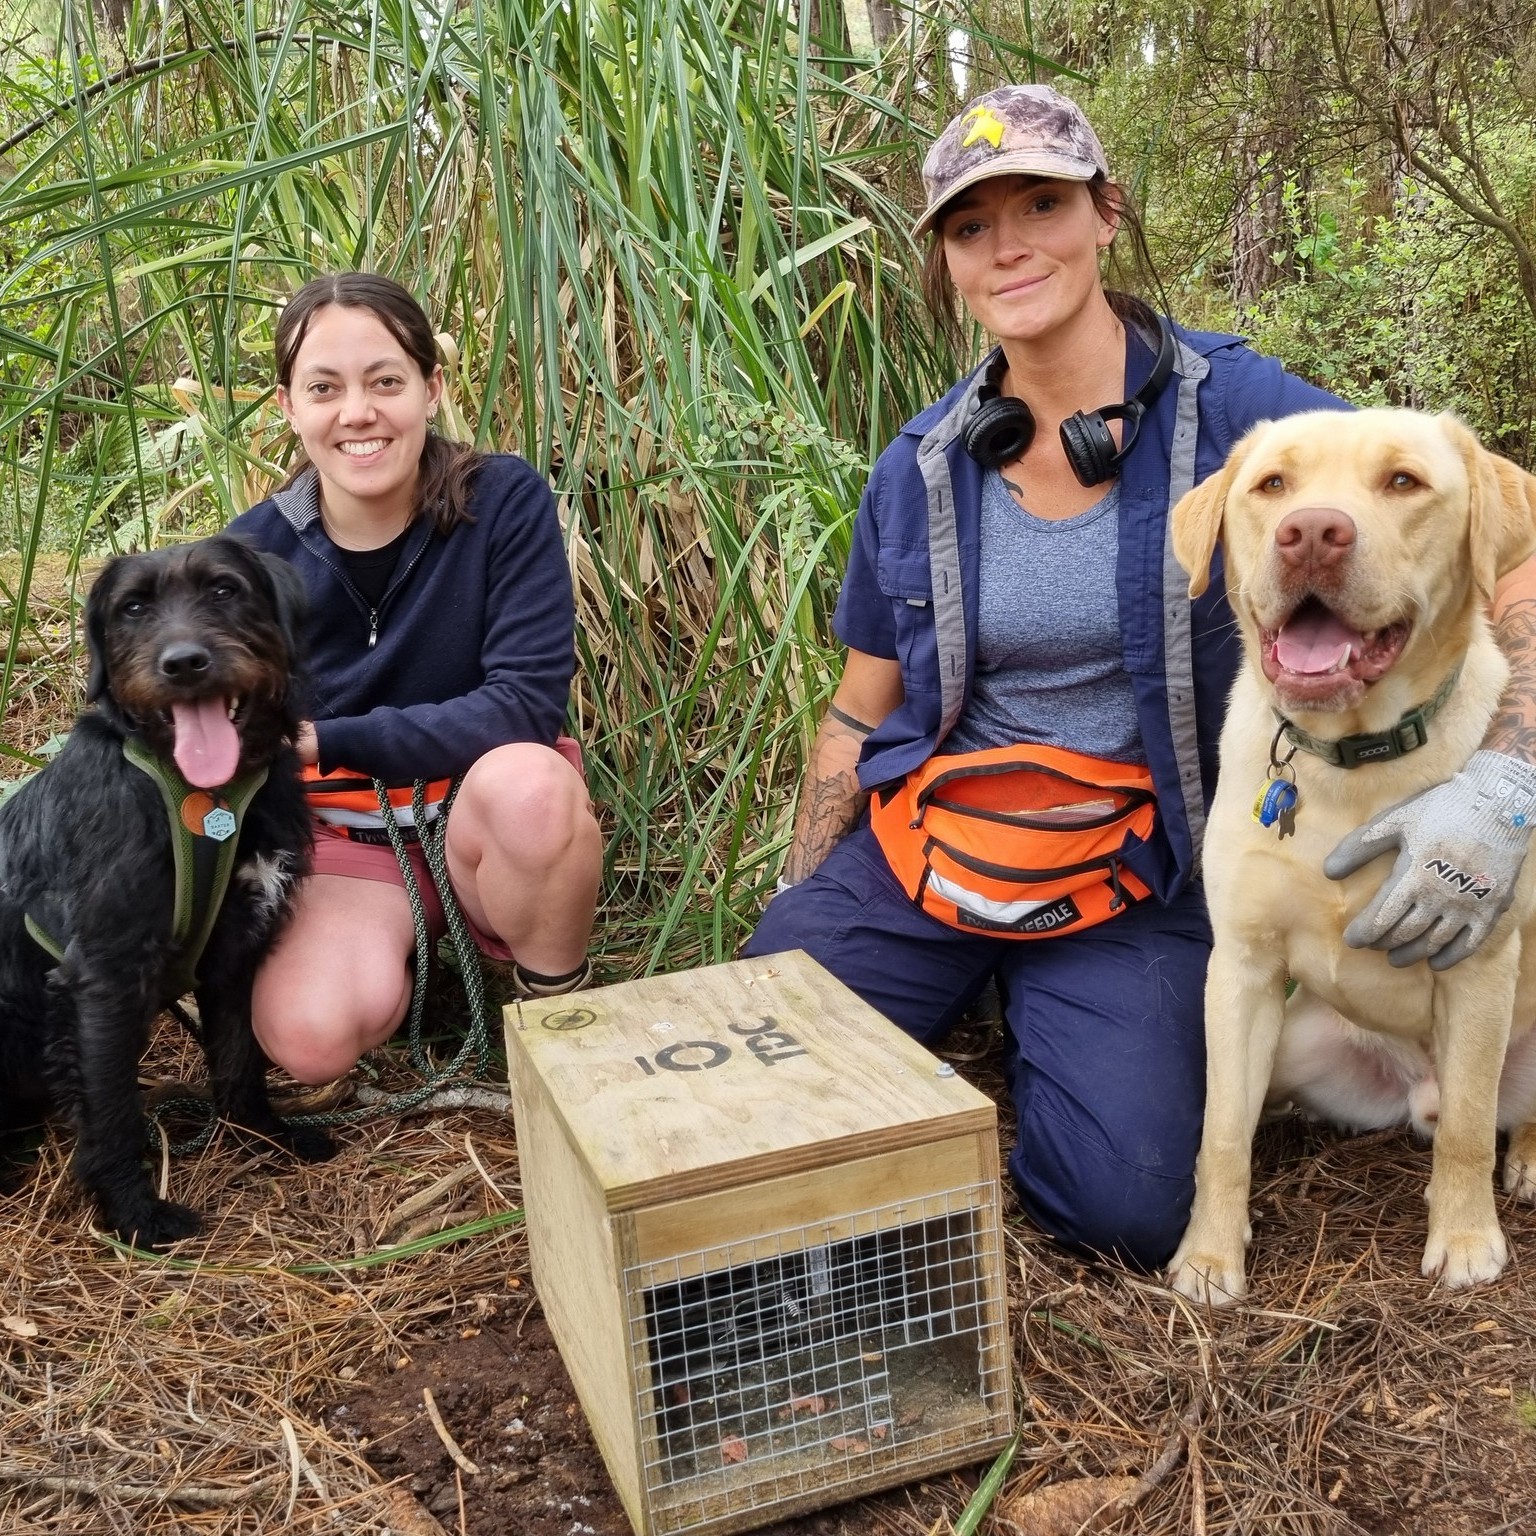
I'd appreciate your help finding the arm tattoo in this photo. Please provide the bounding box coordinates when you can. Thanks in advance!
[1486,596,1536,761]
[782,712,871,884]
[826,702,876,735]
[783,764,865,884]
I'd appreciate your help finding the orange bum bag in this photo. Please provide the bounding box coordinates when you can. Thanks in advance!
[869,743,1158,939]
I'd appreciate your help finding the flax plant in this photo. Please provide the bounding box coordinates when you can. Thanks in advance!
[0,0,1045,971]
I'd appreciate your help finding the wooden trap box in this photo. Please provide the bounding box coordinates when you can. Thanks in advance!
[504,950,1014,1536]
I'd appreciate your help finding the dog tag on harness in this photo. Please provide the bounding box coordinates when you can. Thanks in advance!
[1252,776,1299,838]
[202,806,237,842]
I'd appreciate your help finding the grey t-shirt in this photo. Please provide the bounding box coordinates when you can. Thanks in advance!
[941,468,1145,763]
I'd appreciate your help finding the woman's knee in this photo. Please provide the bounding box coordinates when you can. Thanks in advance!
[455,744,598,867]
[252,946,412,1084]
[744,853,990,1046]
[743,880,821,958]
[1008,1133,1194,1271]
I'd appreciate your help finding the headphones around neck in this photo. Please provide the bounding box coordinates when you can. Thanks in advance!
[961,315,1177,487]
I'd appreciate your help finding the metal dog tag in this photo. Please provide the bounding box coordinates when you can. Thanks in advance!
[1275,796,1298,839]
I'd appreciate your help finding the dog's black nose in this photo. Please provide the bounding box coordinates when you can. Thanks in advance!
[159,642,212,679]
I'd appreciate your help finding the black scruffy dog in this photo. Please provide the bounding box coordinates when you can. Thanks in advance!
[0,535,333,1247]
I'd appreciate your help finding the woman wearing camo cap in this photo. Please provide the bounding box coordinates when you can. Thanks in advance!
[746,84,1536,1271]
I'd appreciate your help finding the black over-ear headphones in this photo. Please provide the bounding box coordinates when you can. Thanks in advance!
[961,315,1177,487]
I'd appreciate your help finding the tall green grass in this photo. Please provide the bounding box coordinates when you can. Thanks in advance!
[0,0,1043,971]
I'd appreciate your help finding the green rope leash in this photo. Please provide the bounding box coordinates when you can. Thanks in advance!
[148,778,501,1154]
[283,777,496,1129]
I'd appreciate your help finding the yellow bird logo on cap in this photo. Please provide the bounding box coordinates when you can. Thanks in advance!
[961,107,1006,150]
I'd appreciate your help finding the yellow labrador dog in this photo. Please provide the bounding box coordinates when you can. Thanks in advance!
[1166,409,1536,1303]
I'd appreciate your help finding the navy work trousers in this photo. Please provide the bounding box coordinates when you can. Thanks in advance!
[743,824,1211,1271]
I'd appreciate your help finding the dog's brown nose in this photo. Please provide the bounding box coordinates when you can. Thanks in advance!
[1275,506,1356,571]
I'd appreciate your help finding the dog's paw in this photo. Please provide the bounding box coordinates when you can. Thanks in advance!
[114,1198,202,1251]
[1166,1247,1248,1306]
[1422,1223,1509,1288]
[1502,1127,1536,1202]
[278,1122,337,1164]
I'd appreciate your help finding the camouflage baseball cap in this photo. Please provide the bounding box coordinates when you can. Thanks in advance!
[913,84,1110,239]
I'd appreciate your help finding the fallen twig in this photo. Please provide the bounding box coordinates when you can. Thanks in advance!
[1127,1395,1204,1504]
[422,1388,479,1476]
[355,1083,511,1114]
[0,1458,277,1508]
[379,1164,477,1238]
[463,1130,517,1207]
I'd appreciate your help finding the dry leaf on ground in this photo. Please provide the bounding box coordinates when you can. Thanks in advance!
[996,1474,1140,1535]
[372,1483,452,1535]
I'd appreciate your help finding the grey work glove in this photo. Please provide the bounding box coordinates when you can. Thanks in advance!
[1324,749,1536,970]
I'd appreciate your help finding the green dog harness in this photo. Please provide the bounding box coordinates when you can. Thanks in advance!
[25,735,268,999]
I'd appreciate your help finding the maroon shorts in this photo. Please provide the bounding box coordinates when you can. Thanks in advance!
[309,823,514,959]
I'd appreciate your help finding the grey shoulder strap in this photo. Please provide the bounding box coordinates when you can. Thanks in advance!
[1162,338,1213,872]
[915,362,993,743]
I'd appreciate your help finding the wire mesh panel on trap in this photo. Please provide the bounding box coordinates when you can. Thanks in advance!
[632,1188,1008,1534]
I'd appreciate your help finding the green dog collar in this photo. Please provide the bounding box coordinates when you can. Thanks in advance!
[1276,666,1462,770]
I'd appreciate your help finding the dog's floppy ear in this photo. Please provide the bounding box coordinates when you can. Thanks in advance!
[218,534,308,664]
[83,556,126,706]
[1171,441,1253,600]
[1440,413,1536,602]
[255,550,308,665]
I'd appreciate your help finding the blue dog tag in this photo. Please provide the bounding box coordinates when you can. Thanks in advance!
[1252,776,1299,836]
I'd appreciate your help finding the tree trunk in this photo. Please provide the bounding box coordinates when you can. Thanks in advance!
[867,0,900,48]
[1230,14,1290,315]
[805,0,849,54]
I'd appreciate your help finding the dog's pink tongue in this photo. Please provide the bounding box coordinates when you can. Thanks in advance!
[170,698,240,788]
[1275,609,1364,675]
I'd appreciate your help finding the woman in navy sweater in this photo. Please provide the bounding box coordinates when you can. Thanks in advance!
[228,273,601,1084]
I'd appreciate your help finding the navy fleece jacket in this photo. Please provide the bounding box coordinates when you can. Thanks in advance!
[227,455,574,785]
